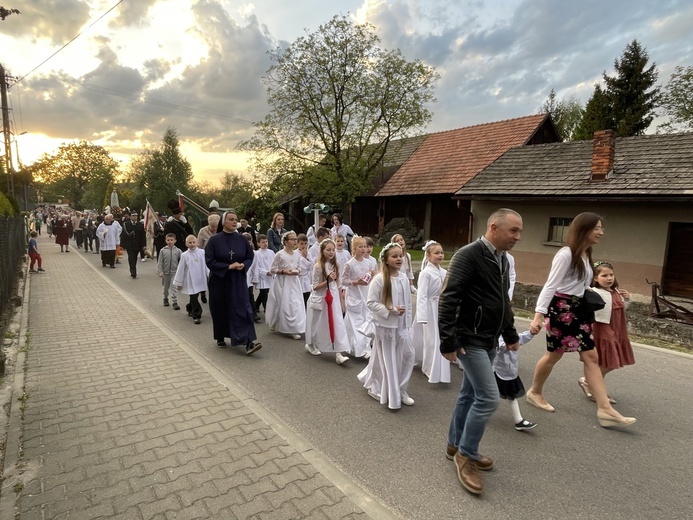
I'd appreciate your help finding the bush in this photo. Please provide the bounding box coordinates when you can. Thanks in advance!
[0,192,15,216]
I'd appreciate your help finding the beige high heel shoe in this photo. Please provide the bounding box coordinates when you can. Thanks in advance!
[597,411,636,428]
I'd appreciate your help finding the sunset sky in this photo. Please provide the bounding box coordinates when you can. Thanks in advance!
[1,0,692,183]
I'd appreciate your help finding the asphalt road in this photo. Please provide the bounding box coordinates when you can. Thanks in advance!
[75,246,693,519]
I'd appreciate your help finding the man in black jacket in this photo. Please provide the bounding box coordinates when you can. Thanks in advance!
[439,208,522,496]
[121,210,147,278]
[165,206,194,252]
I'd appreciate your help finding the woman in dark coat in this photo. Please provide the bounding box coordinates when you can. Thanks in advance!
[205,211,263,355]
[54,215,72,252]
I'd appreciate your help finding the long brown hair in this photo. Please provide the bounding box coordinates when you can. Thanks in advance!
[379,243,402,308]
[318,239,338,285]
[566,212,602,280]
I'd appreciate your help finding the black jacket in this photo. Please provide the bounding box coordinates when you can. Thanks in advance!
[165,218,194,251]
[121,220,146,251]
[438,239,519,353]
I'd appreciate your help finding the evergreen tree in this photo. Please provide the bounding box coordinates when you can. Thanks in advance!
[574,84,614,140]
[604,39,660,136]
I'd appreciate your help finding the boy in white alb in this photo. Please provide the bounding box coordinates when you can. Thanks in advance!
[308,227,330,263]
[173,235,209,324]
[252,234,275,316]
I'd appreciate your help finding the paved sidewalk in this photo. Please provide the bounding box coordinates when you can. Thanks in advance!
[0,239,386,520]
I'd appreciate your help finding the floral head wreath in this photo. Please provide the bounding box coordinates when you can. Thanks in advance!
[281,230,296,244]
[421,240,440,252]
[593,260,613,269]
[320,238,336,250]
[379,242,401,262]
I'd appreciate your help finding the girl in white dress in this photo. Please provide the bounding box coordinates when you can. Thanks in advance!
[412,241,450,383]
[391,234,416,293]
[305,239,350,364]
[265,231,306,339]
[342,237,376,359]
[357,243,415,409]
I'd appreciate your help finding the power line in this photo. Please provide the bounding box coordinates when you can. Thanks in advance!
[13,0,125,86]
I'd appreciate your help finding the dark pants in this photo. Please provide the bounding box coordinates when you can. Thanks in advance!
[303,291,310,307]
[187,293,202,319]
[255,288,270,311]
[248,287,258,317]
[74,230,84,248]
[126,248,139,276]
[101,250,116,267]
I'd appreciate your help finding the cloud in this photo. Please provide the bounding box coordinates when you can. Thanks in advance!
[0,0,91,44]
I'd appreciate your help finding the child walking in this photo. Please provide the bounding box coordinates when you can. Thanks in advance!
[493,331,537,431]
[296,233,313,307]
[266,231,306,339]
[28,231,45,273]
[357,243,415,409]
[173,235,209,324]
[252,234,275,317]
[412,241,449,383]
[305,239,350,364]
[342,236,375,359]
[157,233,181,309]
[391,234,416,292]
[579,261,635,403]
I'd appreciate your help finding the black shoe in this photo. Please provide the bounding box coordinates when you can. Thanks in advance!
[65,250,70,252]
[246,341,262,356]
[29,269,37,273]
[131,273,137,278]
[163,299,170,307]
[201,293,207,304]
[253,315,261,323]
[193,318,201,324]
[110,265,116,268]
[37,268,45,272]
[172,303,180,310]
[217,340,227,348]
[515,419,537,431]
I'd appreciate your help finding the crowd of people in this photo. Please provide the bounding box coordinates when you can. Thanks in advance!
[28,203,638,496]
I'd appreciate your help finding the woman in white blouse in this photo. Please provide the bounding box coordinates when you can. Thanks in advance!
[526,213,635,428]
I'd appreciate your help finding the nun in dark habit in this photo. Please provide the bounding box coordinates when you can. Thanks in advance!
[205,210,263,355]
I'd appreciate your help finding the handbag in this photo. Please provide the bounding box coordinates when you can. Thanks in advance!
[308,293,323,310]
[583,289,606,311]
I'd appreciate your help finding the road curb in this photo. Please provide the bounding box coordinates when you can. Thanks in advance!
[0,267,31,520]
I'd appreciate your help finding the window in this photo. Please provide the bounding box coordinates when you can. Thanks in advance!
[547,217,573,244]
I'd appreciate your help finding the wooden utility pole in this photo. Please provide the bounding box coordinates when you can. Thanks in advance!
[0,64,14,196]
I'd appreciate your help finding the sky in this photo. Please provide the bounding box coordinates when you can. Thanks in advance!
[1,0,692,184]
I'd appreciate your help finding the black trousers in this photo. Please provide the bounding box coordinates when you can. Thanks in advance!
[101,250,116,267]
[126,248,139,276]
[188,293,202,319]
[255,288,270,311]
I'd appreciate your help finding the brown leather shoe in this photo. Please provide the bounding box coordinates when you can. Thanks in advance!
[446,445,493,471]
[454,452,483,495]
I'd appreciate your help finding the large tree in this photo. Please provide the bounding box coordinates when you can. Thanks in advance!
[240,15,438,209]
[130,127,194,212]
[604,39,660,136]
[573,84,614,140]
[540,88,584,141]
[29,141,118,209]
[659,65,693,132]
[0,7,20,20]
[574,40,659,140]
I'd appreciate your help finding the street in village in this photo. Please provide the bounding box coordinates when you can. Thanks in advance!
[3,235,693,519]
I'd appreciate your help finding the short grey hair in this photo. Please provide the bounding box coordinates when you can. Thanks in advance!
[208,213,221,226]
[487,208,521,228]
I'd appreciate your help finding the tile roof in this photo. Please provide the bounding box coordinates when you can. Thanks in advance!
[455,132,693,198]
[376,114,549,196]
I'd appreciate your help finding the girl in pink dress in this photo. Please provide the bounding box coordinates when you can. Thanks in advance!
[578,261,635,404]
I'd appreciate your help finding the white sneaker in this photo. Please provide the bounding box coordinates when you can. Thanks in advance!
[141,257,146,262]
[335,353,349,364]
[291,333,302,340]
[305,343,321,356]
[401,393,415,406]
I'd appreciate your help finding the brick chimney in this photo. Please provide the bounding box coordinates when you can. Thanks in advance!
[590,130,615,181]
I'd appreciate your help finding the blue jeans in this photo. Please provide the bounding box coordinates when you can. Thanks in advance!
[447,347,499,460]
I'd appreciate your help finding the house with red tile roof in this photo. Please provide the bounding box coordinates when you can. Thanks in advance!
[351,114,559,246]
[454,130,693,298]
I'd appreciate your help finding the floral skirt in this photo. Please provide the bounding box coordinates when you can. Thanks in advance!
[545,293,595,353]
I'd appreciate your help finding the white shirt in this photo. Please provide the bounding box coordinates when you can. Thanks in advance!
[535,247,592,315]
